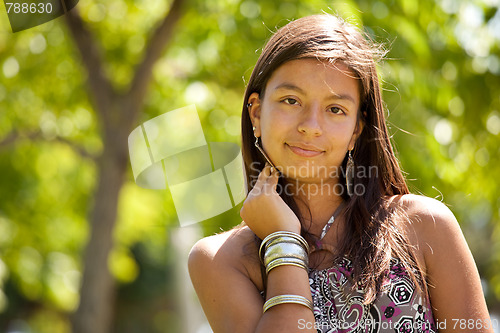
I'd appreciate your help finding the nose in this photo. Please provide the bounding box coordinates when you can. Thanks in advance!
[297,103,323,136]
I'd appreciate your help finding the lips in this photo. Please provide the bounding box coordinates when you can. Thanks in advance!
[286,143,325,157]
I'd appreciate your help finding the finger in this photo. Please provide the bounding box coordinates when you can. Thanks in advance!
[251,164,272,191]
[266,166,279,182]
[262,166,280,192]
[264,163,273,176]
[260,164,272,179]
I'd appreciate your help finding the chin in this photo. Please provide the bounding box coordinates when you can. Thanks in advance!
[281,171,332,184]
[278,162,331,180]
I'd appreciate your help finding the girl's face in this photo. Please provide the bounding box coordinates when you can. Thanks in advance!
[248,58,363,184]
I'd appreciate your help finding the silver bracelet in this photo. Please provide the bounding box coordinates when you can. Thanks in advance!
[266,236,306,252]
[263,242,308,267]
[259,231,309,262]
[263,294,313,313]
[266,257,308,274]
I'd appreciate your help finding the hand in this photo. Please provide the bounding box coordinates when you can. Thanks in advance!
[240,164,301,240]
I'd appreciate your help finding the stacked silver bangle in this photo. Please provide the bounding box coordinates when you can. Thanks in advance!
[259,231,312,313]
[259,231,310,274]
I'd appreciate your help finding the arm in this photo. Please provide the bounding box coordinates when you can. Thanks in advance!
[407,195,493,332]
[188,234,262,332]
[189,232,316,333]
[189,165,316,333]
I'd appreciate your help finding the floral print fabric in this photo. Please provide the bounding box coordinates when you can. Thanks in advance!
[308,258,437,333]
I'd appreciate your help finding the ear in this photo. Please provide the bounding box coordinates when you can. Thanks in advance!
[247,92,262,137]
[348,116,364,151]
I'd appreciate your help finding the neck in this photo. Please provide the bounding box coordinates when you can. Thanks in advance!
[284,178,345,232]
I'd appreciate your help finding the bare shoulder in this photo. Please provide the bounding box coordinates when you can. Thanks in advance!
[189,224,257,264]
[188,225,265,332]
[388,194,459,234]
[188,224,262,289]
[388,194,467,265]
[399,194,456,223]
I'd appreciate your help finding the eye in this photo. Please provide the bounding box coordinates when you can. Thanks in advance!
[329,106,345,115]
[282,98,299,105]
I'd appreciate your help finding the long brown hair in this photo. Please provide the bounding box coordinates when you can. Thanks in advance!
[240,14,425,303]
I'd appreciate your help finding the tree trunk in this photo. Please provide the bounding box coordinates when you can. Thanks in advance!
[71,133,128,333]
[64,1,185,331]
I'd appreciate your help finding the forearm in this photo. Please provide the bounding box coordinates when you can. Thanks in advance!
[254,266,316,333]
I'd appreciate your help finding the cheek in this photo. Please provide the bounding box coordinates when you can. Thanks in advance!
[325,120,357,141]
[260,105,292,132]
[259,113,292,155]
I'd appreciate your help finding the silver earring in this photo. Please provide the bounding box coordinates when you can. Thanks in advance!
[252,126,259,147]
[252,130,280,174]
[254,131,274,167]
[346,150,354,197]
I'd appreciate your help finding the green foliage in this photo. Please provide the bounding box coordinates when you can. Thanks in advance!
[0,0,499,331]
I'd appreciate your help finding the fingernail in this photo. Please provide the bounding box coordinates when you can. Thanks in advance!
[270,167,274,173]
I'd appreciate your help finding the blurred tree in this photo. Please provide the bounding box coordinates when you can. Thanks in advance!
[61,1,185,333]
[0,0,187,332]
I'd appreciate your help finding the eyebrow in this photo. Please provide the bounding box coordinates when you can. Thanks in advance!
[274,82,356,105]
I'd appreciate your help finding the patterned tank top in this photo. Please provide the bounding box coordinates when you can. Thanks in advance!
[308,257,437,333]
